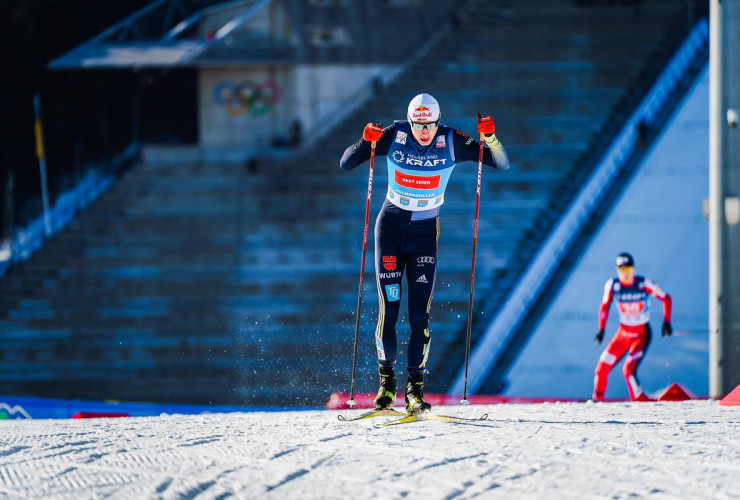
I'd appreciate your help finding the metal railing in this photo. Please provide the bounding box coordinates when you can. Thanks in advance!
[0,144,139,279]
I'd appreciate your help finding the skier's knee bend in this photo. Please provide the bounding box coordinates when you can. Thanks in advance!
[378,302,401,336]
[622,359,637,379]
[408,311,430,335]
[594,361,611,378]
[382,296,401,318]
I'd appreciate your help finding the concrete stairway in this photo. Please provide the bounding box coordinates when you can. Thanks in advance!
[0,0,691,405]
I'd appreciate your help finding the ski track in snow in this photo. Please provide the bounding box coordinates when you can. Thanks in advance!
[0,401,738,499]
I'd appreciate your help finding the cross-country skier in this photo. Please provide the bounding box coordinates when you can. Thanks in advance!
[340,93,510,414]
[593,252,673,402]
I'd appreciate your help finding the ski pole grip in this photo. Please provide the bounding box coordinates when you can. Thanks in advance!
[476,113,484,141]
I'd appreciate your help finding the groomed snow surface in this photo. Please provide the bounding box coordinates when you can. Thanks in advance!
[1,400,738,499]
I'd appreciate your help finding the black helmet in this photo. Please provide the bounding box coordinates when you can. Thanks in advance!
[615,252,634,268]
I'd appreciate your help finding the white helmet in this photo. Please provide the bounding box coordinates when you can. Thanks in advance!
[407,93,440,122]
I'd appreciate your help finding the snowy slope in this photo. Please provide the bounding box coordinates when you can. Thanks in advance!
[1,401,738,499]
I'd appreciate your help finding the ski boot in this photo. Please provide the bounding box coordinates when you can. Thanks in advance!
[373,362,397,410]
[405,371,432,415]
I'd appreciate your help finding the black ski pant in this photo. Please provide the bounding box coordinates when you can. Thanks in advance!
[373,203,438,374]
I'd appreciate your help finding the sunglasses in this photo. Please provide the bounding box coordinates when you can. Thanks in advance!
[410,120,440,131]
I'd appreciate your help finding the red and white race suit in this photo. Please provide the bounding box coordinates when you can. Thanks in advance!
[593,275,672,401]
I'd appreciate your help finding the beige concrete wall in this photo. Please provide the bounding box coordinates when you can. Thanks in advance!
[198,64,394,155]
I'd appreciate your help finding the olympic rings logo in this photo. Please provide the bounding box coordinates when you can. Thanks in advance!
[212,79,282,117]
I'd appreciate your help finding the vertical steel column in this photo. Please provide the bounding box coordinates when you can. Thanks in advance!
[709,0,740,398]
[709,0,724,398]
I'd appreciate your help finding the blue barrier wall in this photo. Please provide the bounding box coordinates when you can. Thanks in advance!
[0,395,316,420]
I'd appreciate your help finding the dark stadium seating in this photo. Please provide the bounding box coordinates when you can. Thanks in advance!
[0,0,694,406]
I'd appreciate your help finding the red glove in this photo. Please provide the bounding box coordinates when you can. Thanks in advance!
[363,123,384,142]
[476,115,496,136]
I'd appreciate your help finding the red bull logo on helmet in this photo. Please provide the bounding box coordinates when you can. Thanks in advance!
[411,106,434,120]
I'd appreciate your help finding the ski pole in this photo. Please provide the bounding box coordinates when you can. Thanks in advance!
[347,140,377,407]
[461,115,485,405]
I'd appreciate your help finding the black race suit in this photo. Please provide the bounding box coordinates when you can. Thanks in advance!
[340,121,509,375]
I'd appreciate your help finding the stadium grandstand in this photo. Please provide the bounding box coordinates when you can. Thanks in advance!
[1,0,715,410]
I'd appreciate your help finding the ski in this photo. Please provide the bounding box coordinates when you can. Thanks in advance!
[381,413,489,426]
[337,408,408,422]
